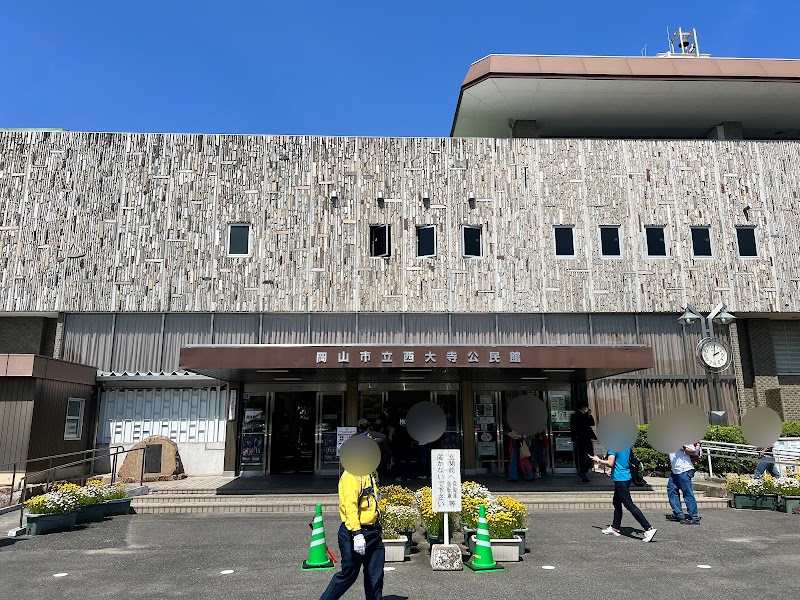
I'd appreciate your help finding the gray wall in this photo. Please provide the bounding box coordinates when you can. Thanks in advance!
[0,317,57,355]
[0,132,795,314]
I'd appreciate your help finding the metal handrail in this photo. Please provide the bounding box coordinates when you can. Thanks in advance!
[15,446,147,530]
[2,446,126,507]
[700,439,800,478]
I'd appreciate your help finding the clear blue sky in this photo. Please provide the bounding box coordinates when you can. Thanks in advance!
[1,1,796,137]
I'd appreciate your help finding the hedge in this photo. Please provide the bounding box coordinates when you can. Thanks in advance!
[631,421,800,476]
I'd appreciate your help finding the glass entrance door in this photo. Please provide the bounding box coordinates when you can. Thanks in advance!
[269,391,317,474]
[316,392,344,475]
[240,391,269,476]
[548,390,576,473]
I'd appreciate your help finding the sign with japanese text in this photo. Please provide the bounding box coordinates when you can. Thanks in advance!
[431,449,462,513]
[336,426,357,456]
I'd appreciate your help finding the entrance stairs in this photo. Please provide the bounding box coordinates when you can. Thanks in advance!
[130,475,730,515]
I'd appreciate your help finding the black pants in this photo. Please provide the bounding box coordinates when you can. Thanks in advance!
[612,480,651,530]
[575,440,593,476]
[319,523,385,600]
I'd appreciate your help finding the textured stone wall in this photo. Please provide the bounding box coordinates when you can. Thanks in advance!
[0,316,50,354]
[1,132,798,314]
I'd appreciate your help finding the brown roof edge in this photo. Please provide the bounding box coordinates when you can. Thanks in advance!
[0,354,96,386]
[460,55,800,88]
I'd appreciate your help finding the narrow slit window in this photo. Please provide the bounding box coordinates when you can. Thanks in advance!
[736,227,758,257]
[462,225,483,258]
[64,398,85,440]
[599,226,621,257]
[227,224,251,256]
[369,225,391,258]
[645,226,667,257]
[691,227,713,257]
[416,225,437,258]
[554,226,575,257]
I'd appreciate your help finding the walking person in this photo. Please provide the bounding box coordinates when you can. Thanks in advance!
[532,429,550,477]
[666,443,701,524]
[590,448,657,542]
[319,469,384,600]
[571,404,597,483]
[754,445,781,479]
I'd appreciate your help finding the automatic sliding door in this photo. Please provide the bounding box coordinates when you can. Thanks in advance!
[317,392,344,475]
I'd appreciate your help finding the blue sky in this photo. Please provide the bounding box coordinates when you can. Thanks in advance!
[1,1,795,136]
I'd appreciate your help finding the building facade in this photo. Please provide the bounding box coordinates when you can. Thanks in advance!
[2,52,800,478]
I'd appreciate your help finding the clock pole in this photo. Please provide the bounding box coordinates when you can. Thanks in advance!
[677,303,737,423]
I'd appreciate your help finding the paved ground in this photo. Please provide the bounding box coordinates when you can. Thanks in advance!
[2,508,798,600]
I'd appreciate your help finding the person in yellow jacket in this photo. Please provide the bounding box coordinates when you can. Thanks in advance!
[319,469,384,600]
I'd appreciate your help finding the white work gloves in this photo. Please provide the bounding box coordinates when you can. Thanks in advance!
[353,533,366,555]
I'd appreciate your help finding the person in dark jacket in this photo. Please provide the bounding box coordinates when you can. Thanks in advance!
[570,404,597,483]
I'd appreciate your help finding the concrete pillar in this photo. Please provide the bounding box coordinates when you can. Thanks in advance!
[461,380,475,471]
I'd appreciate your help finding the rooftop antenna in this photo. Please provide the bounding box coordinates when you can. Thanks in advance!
[641,44,647,57]
[657,27,705,58]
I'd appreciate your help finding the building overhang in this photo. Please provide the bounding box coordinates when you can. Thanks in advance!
[180,344,653,384]
[451,54,800,139]
[0,354,96,386]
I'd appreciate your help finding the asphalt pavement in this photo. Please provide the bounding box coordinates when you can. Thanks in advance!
[1,508,798,600]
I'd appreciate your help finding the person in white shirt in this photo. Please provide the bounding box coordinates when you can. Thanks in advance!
[666,443,700,524]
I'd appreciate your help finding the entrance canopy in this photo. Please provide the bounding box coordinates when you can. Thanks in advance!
[180,344,653,384]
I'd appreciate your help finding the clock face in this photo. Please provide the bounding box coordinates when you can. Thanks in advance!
[699,339,729,370]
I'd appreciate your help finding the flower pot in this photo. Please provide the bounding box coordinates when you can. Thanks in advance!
[470,535,521,562]
[490,537,522,562]
[26,512,78,535]
[77,503,108,524]
[513,528,528,554]
[732,493,779,510]
[780,495,800,514]
[463,527,476,554]
[402,530,415,556]
[383,536,407,562]
[104,498,132,516]
[425,532,444,545]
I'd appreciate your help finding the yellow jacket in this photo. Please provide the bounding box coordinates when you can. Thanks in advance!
[338,471,379,532]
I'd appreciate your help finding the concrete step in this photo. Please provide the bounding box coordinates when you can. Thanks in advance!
[131,494,728,514]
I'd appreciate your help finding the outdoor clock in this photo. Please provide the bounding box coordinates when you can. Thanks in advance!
[696,337,730,372]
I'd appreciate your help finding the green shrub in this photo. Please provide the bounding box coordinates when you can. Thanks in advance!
[782,421,800,437]
[632,447,670,474]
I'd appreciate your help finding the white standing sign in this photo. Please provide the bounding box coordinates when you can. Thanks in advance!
[336,426,358,456]
[432,449,462,513]
[431,449,462,547]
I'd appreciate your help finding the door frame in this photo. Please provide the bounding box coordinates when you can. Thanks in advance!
[315,391,345,475]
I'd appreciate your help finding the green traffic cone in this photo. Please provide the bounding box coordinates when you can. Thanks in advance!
[301,504,335,571]
[465,503,504,573]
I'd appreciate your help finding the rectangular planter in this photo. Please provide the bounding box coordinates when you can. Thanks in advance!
[104,498,132,516]
[425,532,444,545]
[513,528,528,554]
[732,493,779,510]
[26,512,78,536]
[469,536,521,562]
[780,496,800,514]
[383,536,407,562]
[77,503,108,524]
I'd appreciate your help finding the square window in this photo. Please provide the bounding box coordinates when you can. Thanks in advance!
[64,398,85,440]
[554,226,575,256]
[600,226,621,257]
[369,225,391,258]
[736,227,758,257]
[227,224,250,256]
[691,227,713,257]
[645,226,667,257]
[416,225,437,258]
[462,225,483,258]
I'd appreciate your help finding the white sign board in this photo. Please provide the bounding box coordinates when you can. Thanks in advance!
[774,438,800,476]
[431,449,462,513]
[336,426,357,456]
